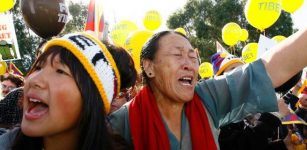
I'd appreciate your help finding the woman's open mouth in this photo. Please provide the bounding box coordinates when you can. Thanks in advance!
[25,98,49,120]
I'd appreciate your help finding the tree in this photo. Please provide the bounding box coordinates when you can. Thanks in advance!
[62,1,88,34]
[10,0,87,74]
[167,0,294,62]
[11,0,40,74]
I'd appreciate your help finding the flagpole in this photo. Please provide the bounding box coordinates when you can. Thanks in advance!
[85,0,105,40]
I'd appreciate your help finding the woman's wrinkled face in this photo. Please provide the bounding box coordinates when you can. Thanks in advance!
[21,54,82,137]
[146,33,199,103]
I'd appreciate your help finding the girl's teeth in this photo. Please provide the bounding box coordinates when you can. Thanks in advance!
[30,98,41,103]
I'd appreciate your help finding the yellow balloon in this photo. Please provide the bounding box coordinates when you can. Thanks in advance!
[239,29,249,41]
[198,62,213,79]
[124,30,154,73]
[242,43,258,63]
[281,0,304,13]
[222,22,241,46]
[143,10,162,31]
[272,35,286,43]
[110,20,138,47]
[0,0,15,12]
[0,61,7,75]
[245,0,282,31]
[175,27,187,36]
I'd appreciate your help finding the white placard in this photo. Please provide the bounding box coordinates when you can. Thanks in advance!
[0,12,21,61]
[257,34,277,59]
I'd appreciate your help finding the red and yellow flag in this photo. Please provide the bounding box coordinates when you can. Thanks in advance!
[6,62,23,77]
[85,0,104,39]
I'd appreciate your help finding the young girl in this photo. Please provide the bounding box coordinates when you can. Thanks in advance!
[0,32,137,150]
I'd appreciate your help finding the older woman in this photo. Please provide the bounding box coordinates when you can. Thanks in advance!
[109,29,307,150]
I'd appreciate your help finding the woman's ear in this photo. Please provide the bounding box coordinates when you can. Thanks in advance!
[142,59,155,78]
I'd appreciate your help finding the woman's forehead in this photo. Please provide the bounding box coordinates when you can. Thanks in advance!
[158,33,193,50]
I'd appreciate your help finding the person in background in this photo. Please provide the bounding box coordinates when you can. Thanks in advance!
[0,32,136,150]
[296,89,307,123]
[0,88,23,131]
[110,88,132,114]
[295,90,307,146]
[0,73,24,97]
[110,79,142,113]
[210,51,244,76]
[0,73,24,132]
[107,44,138,114]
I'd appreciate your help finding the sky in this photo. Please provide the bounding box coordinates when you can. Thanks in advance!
[74,0,307,31]
[75,0,187,31]
[291,0,307,30]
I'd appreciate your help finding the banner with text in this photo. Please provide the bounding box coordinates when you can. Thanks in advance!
[0,13,21,61]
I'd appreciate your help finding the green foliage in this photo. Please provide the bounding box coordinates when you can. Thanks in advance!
[11,0,40,74]
[167,0,294,62]
[62,1,87,34]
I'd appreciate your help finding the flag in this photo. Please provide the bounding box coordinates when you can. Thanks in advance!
[216,41,228,53]
[282,112,307,125]
[6,62,23,77]
[297,80,307,95]
[85,0,104,40]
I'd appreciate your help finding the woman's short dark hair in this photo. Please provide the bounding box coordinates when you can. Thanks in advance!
[1,73,24,88]
[140,30,189,84]
[104,42,137,90]
[12,46,132,149]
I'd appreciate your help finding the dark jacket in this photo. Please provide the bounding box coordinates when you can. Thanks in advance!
[219,113,288,150]
[0,127,19,150]
[295,106,307,139]
[0,88,23,129]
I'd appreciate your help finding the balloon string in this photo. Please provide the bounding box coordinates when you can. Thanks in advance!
[232,46,235,55]
[232,46,234,55]
[234,46,236,55]
[231,46,234,55]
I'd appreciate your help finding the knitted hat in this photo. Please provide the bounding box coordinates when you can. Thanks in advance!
[211,52,244,76]
[41,32,120,113]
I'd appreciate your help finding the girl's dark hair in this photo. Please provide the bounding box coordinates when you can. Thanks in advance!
[34,40,48,59]
[140,30,189,84]
[12,46,132,150]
